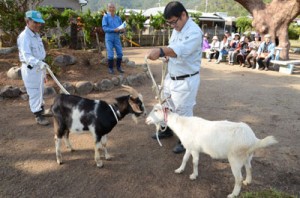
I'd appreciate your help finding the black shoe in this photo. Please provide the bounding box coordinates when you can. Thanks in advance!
[173,143,186,154]
[117,67,124,73]
[151,127,173,139]
[108,68,114,74]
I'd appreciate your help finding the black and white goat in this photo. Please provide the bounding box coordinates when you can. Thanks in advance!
[146,104,278,198]
[51,85,146,168]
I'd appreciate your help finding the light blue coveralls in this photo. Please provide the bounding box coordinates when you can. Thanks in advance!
[102,13,123,71]
[17,26,46,114]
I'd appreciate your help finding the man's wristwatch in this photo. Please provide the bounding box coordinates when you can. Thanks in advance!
[159,48,165,57]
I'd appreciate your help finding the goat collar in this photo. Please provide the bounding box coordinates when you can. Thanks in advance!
[109,104,121,123]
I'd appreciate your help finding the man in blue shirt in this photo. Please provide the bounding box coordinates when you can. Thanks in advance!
[102,3,125,74]
[256,34,275,71]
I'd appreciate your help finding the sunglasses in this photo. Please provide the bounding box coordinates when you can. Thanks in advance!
[166,17,180,26]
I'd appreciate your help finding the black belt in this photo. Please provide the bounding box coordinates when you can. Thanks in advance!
[170,71,199,80]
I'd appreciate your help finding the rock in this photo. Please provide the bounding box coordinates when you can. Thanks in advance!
[122,56,129,63]
[99,79,114,91]
[44,86,57,98]
[53,55,77,67]
[61,82,75,94]
[0,46,17,55]
[0,85,21,98]
[126,61,136,67]
[75,81,93,95]
[20,93,29,101]
[100,58,108,64]
[19,86,27,94]
[111,76,120,86]
[141,63,148,72]
[126,74,144,86]
[7,67,22,80]
[87,49,98,53]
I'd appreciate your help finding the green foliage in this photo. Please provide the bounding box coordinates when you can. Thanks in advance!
[190,12,202,25]
[75,9,104,46]
[0,0,42,43]
[288,23,300,40]
[116,7,126,22]
[44,55,60,75]
[236,17,253,33]
[149,12,165,31]
[240,188,296,198]
[86,0,250,17]
[134,11,147,31]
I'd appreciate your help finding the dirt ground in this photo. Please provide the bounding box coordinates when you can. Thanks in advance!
[0,47,299,198]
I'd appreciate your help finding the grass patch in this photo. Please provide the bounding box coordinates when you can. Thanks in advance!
[240,189,297,198]
[290,39,300,48]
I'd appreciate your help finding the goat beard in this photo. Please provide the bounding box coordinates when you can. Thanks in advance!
[131,114,138,124]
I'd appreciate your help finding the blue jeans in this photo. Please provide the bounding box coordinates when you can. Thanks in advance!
[218,49,229,61]
[105,33,123,60]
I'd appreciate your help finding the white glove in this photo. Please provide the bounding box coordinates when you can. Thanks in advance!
[37,61,49,70]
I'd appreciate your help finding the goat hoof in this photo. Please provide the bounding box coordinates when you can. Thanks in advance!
[97,163,104,168]
[57,161,63,165]
[189,174,197,180]
[105,155,112,160]
[227,193,236,198]
[174,168,184,174]
[243,180,251,186]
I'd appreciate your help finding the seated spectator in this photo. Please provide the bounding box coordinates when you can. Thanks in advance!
[225,31,232,44]
[228,33,240,65]
[208,36,220,62]
[202,33,211,52]
[246,33,261,69]
[256,34,275,71]
[237,36,251,67]
[216,35,229,64]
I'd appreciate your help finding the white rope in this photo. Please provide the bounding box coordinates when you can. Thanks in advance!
[145,57,169,147]
[45,65,70,95]
[109,104,119,123]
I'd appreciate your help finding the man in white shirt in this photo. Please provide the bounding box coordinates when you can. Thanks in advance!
[17,10,50,126]
[147,1,202,154]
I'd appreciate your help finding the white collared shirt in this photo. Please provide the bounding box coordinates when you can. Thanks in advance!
[17,26,46,67]
[168,18,203,76]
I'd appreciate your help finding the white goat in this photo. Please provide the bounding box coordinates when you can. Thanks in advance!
[146,104,278,198]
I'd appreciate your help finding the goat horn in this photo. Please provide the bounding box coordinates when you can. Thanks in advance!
[121,84,139,98]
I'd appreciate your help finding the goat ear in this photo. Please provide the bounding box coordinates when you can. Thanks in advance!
[129,98,142,113]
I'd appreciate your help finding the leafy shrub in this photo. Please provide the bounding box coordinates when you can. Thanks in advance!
[288,24,300,40]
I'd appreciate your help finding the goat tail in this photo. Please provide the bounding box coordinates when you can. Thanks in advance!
[248,136,278,154]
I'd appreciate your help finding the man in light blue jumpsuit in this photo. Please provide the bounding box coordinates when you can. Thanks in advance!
[17,10,50,126]
[102,3,125,74]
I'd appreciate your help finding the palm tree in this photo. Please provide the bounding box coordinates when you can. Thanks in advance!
[133,11,147,45]
[149,12,165,46]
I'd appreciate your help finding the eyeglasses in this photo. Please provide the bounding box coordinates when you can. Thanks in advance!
[166,17,180,26]
[29,19,42,24]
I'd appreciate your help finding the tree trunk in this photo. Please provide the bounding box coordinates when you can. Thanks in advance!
[235,0,300,60]
[69,23,78,50]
